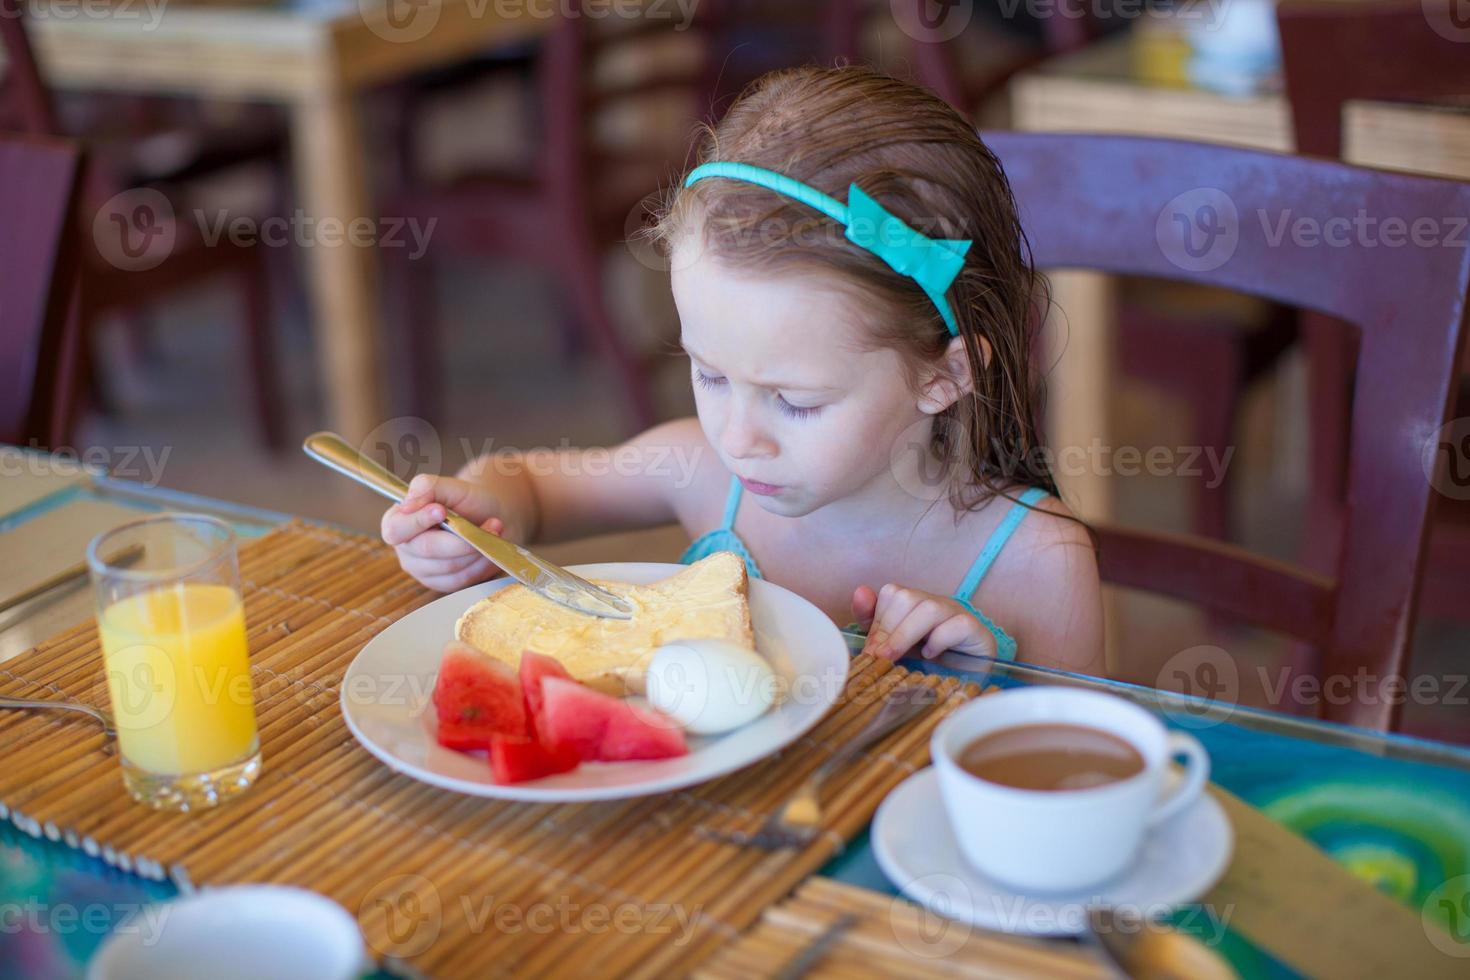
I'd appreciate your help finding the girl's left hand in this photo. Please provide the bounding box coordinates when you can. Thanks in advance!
[851,584,997,662]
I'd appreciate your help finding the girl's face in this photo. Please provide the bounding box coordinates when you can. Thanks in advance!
[670,242,930,517]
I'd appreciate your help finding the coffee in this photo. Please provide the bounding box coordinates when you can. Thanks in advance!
[958,723,1144,791]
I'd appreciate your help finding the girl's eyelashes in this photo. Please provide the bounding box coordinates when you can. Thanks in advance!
[776,396,822,421]
[693,367,824,420]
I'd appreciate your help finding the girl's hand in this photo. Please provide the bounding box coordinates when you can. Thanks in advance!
[381,474,508,593]
[851,584,997,662]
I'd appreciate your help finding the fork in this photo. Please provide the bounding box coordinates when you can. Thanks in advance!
[699,685,939,849]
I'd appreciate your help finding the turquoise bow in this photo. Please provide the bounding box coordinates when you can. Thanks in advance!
[684,162,972,336]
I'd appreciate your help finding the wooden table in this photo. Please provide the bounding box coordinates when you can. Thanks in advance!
[1010,35,1470,522]
[22,0,562,441]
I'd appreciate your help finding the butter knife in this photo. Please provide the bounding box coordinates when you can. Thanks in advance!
[303,432,632,620]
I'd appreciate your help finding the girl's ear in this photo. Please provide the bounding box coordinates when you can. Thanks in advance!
[917,335,989,414]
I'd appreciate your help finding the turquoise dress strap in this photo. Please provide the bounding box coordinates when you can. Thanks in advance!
[678,477,764,580]
[952,486,1050,601]
[945,487,1049,663]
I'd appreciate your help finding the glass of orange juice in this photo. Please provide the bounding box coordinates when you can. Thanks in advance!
[87,514,261,811]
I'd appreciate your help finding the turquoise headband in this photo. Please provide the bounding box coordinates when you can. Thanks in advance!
[683,161,972,336]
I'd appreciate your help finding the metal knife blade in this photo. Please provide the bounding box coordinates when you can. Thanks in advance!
[303,432,632,620]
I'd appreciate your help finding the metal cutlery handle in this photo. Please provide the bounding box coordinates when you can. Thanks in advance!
[0,696,115,736]
[302,432,413,504]
[302,431,489,544]
[813,686,938,782]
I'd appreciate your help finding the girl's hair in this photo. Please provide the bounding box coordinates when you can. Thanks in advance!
[649,64,1061,518]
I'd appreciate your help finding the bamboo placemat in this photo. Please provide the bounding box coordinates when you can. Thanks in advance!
[695,877,1108,979]
[0,520,978,978]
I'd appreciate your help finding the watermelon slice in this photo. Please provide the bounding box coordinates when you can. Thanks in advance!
[539,677,688,762]
[432,642,527,750]
[518,650,573,742]
[489,733,581,784]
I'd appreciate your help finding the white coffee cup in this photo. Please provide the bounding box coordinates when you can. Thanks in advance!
[88,884,368,980]
[931,686,1210,893]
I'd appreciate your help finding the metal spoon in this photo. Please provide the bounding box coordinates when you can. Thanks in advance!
[0,695,116,738]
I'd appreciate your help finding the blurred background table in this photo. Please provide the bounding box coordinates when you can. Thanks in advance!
[18,0,565,443]
[1011,33,1470,523]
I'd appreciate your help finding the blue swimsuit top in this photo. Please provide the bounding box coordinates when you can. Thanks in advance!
[679,479,1049,662]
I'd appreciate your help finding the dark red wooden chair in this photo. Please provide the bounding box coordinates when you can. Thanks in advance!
[897,0,1294,544]
[1,0,288,449]
[1277,0,1470,622]
[0,132,83,448]
[985,131,1470,731]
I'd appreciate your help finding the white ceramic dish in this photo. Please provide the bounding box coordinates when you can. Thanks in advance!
[339,563,849,802]
[872,767,1233,936]
[87,885,366,980]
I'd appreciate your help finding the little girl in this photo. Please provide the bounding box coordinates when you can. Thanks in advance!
[381,65,1103,675]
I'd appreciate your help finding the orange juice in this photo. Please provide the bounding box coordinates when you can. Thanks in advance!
[98,582,258,776]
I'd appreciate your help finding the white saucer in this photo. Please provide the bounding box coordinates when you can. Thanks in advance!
[872,767,1233,936]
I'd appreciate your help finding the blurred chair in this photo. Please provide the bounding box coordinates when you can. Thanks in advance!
[988,131,1470,731]
[0,132,83,448]
[1277,0,1470,621]
[0,0,289,449]
[381,2,843,431]
[900,0,1293,544]
[894,0,1100,113]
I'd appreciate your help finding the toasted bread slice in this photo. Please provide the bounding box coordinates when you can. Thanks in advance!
[453,552,754,695]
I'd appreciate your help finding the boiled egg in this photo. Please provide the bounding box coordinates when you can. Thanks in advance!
[644,638,776,735]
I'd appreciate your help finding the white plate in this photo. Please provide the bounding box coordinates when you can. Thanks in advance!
[339,562,849,802]
[87,885,366,980]
[872,767,1233,936]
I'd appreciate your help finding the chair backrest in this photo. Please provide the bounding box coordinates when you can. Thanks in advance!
[984,131,1470,730]
[0,131,83,448]
[1277,0,1470,157]
[0,0,58,134]
[899,0,1099,112]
